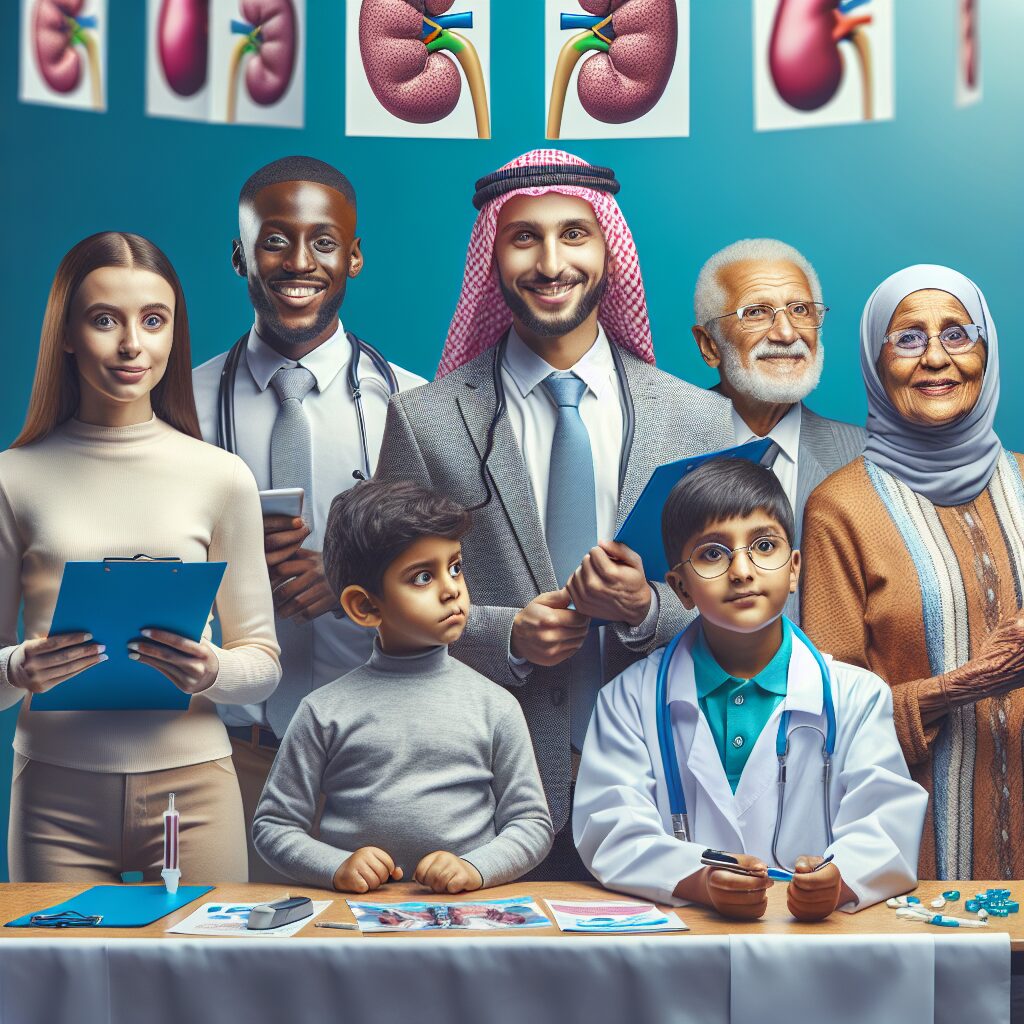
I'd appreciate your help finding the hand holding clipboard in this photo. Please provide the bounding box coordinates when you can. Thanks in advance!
[25,555,227,712]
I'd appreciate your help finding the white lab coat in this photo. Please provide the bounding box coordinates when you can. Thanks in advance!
[573,626,927,910]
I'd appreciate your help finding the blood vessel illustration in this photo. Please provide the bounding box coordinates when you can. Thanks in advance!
[227,0,297,122]
[358,0,490,139]
[961,0,977,90]
[33,0,102,109]
[158,0,210,97]
[768,0,874,121]
[547,0,677,139]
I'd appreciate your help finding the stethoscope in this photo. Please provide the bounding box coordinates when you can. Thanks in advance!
[216,328,400,481]
[656,616,837,872]
[470,330,636,509]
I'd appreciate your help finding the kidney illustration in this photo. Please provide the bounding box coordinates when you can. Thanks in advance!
[226,0,297,121]
[33,0,102,109]
[158,0,209,97]
[547,0,677,140]
[768,0,874,121]
[358,0,490,139]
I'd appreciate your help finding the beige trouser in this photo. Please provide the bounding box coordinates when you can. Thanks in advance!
[8,754,248,884]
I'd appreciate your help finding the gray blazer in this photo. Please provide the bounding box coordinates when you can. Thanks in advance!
[375,346,735,831]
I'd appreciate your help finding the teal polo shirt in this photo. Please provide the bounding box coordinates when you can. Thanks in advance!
[691,620,792,793]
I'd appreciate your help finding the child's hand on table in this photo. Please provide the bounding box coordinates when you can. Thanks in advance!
[787,855,842,921]
[333,846,403,893]
[414,851,483,894]
[704,853,774,921]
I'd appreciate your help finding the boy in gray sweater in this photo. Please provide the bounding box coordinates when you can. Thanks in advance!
[253,480,553,893]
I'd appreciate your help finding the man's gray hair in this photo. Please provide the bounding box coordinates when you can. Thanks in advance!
[693,238,823,330]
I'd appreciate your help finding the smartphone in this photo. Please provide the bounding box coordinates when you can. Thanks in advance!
[258,487,304,519]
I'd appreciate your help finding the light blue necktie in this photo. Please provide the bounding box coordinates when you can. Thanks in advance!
[541,372,602,750]
[267,364,317,736]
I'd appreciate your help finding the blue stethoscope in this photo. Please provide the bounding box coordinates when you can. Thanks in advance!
[656,616,837,873]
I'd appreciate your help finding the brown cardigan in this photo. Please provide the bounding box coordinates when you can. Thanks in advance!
[801,453,1024,880]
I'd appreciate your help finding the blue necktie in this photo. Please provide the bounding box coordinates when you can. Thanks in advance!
[542,373,598,586]
[541,372,601,750]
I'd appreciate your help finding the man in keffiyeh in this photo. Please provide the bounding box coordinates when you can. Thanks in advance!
[375,149,734,879]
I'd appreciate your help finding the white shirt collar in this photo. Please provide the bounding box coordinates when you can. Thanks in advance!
[503,325,615,402]
[730,401,803,466]
[245,320,350,394]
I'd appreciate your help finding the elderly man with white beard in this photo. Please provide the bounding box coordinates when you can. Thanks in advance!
[691,239,865,621]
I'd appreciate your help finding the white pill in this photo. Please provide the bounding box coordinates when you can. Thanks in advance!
[978,909,989,920]
[896,896,910,907]
[896,907,926,920]
[931,898,946,909]
[886,898,900,908]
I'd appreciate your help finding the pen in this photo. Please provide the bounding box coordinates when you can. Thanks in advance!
[315,921,359,931]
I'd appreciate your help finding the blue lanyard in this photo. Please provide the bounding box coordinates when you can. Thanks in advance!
[656,616,836,822]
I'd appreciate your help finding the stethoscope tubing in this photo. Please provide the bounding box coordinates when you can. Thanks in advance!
[216,328,399,480]
[656,616,837,867]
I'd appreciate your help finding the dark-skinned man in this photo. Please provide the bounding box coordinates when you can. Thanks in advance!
[193,156,424,882]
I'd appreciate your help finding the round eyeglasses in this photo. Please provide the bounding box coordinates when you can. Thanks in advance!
[883,323,985,359]
[676,535,792,580]
[706,301,828,335]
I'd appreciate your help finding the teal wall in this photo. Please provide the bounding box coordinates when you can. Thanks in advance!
[0,1,1021,879]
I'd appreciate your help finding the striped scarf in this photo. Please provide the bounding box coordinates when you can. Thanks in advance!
[866,451,1024,879]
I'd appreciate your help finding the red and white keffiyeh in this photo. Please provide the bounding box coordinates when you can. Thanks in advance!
[436,149,655,379]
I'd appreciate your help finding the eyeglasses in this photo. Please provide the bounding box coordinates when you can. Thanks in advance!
[706,301,828,335]
[675,535,792,580]
[883,323,985,358]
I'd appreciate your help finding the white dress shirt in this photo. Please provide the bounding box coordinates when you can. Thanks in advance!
[192,321,426,728]
[730,401,802,515]
[502,325,623,544]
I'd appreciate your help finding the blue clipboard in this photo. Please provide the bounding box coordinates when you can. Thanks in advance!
[32,558,226,712]
[614,439,775,584]
[5,884,214,928]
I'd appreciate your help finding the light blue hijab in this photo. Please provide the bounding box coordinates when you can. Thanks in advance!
[860,264,1001,507]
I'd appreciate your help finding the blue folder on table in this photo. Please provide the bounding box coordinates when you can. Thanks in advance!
[614,438,774,584]
[32,557,226,712]
[5,884,213,928]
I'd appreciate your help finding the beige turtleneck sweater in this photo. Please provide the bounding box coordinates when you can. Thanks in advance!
[0,416,281,773]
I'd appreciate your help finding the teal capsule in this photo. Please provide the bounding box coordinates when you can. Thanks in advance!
[942,890,960,901]
[907,896,921,905]
[931,915,959,927]
[990,907,1009,917]
[1007,903,1019,913]
[966,900,980,912]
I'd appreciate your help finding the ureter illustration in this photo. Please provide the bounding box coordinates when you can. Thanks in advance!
[74,14,102,110]
[834,2,872,121]
[226,19,258,122]
[547,13,613,140]
[421,13,490,139]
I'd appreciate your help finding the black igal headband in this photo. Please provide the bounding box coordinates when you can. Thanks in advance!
[472,163,620,210]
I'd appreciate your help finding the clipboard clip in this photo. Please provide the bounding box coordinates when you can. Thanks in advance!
[28,911,103,928]
[103,554,183,573]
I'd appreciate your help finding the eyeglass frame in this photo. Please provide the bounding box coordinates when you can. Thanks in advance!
[28,910,104,928]
[671,534,794,581]
[704,301,829,335]
[882,323,986,359]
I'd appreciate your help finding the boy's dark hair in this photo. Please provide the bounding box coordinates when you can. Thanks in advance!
[323,480,472,597]
[661,457,795,567]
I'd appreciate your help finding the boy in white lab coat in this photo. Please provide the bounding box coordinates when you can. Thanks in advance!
[573,458,927,921]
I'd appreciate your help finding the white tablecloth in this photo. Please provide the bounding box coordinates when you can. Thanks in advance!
[0,932,1009,1024]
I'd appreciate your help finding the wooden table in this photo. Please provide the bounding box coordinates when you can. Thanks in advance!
[0,878,1020,946]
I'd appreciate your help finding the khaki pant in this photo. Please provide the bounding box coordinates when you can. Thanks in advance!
[8,754,248,884]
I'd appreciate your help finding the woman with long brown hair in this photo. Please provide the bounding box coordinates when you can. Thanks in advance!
[0,232,280,882]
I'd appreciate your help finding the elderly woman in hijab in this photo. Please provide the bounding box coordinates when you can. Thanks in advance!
[801,265,1024,882]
